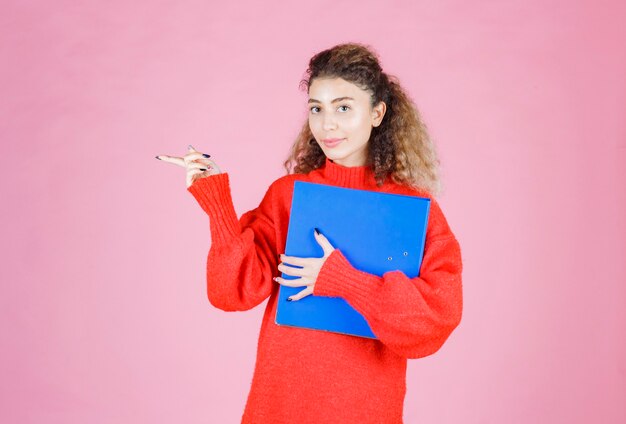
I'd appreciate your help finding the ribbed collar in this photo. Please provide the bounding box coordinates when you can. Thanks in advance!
[318,157,380,189]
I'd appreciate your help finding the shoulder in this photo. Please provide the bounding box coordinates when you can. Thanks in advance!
[266,173,309,195]
[254,174,308,212]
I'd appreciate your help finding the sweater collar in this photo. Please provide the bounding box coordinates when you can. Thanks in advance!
[319,157,379,188]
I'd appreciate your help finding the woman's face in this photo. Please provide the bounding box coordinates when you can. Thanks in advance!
[308,77,386,167]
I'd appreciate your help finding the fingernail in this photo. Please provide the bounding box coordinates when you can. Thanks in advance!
[200,168,208,171]
[188,144,194,150]
[155,156,161,160]
[203,153,211,158]
[287,298,293,302]
[314,227,320,235]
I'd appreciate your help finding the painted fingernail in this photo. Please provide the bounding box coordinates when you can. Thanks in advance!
[203,153,211,158]
[287,298,293,301]
[314,227,320,235]
[188,144,194,150]
[155,156,161,160]
[200,168,208,171]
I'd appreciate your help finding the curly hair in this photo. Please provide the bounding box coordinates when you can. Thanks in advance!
[282,42,442,197]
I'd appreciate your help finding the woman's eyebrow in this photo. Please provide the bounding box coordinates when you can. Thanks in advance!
[308,96,355,104]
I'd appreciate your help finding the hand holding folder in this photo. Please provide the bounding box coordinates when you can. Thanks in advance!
[275,181,430,339]
[276,228,336,302]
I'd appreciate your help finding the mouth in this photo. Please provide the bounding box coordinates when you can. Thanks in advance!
[322,138,345,147]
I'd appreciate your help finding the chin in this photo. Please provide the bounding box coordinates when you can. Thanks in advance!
[323,152,343,162]
[318,143,352,163]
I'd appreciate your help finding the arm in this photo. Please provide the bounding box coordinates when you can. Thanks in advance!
[312,198,463,359]
[187,173,278,312]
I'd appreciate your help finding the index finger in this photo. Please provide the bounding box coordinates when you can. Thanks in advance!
[156,155,186,167]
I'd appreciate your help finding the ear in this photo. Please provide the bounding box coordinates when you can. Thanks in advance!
[372,101,387,127]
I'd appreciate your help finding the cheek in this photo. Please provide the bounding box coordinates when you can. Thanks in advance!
[308,116,321,134]
[344,113,370,135]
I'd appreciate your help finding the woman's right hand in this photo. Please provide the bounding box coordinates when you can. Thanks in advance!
[156,145,223,189]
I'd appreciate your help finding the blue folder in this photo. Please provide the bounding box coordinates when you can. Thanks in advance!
[274,181,431,339]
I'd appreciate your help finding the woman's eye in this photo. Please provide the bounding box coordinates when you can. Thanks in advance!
[310,105,350,113]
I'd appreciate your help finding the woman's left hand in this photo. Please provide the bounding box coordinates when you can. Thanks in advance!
[274,228,336,301]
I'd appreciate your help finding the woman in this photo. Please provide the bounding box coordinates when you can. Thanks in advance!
[157,42,463,424]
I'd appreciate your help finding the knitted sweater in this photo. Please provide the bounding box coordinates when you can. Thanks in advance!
[187,157,463,424]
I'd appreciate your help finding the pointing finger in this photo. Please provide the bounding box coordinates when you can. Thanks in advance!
[156,155,186,167]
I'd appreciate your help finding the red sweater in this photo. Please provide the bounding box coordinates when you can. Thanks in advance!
[187,157,463,424]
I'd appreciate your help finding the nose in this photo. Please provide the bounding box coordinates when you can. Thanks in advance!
[322,112,337,131]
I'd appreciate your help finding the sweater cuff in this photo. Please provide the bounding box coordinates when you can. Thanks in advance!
[313,249,380,305]
[187,173,240,245]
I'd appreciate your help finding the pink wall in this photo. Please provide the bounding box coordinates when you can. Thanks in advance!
[2,1,624,422]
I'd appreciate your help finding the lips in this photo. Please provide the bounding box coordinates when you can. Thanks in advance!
[322,138,345,147]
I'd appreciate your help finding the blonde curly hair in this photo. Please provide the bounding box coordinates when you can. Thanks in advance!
[282,42,442,197]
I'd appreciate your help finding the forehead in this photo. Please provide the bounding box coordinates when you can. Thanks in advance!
[308,77,370,102]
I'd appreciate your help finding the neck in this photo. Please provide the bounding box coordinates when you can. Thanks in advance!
[318,156,381,189]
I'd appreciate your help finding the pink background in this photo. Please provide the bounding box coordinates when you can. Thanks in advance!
[2,1,625,423]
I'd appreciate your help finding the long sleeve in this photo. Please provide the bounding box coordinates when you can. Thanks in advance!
[187,173,278,312]
[312,198,463,359]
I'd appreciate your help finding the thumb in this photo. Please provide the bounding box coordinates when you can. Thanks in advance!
[313,228,335,256]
